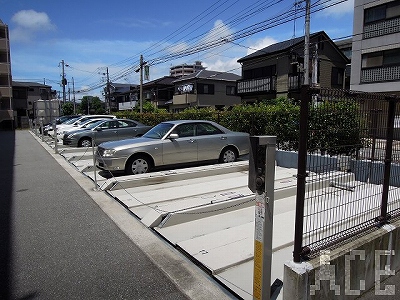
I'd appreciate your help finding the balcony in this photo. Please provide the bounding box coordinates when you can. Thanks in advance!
[361,65,400,83]
[237,77,276,94]
[0,63,10,74]
[0,86,11,98]
[364,17,400,39]
[288,74,304,90]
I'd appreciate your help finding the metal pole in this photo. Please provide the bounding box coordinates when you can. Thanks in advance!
[54,122,58,154]
[293,85,310,262]
[303,0,311,85]
[378,96,397,225]
[72,77,76,114]
[252,136,277,300]
[40,118,44,141]
[92,134,97,190]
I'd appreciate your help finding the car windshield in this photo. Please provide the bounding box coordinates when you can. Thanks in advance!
[86,120,104,129]
[79,119,101,127]
[63,117,81,125]
[143,123,174,139]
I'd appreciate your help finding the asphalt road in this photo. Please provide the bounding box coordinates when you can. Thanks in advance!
[0,130,220,300]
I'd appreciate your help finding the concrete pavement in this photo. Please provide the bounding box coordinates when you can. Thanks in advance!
[0,130,234,300]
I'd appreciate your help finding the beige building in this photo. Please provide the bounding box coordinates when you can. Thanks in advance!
[0,20,13,129]
[171,70,241,112]
[351,0,400,94]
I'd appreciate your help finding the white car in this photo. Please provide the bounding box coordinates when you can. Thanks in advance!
[47,115,116,138]
[55,118,110,142]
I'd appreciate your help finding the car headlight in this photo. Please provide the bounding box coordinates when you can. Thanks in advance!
[103,149,116,157]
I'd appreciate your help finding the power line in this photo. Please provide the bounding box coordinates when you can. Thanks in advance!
[79,0,355,93]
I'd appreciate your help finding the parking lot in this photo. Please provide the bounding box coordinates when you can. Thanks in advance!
[28,130,400,300]
[34,131,317,300]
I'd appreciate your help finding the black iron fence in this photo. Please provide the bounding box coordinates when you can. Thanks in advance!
[293,86,400,261]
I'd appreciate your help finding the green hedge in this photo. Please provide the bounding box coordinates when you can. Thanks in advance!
[114,98,365,155]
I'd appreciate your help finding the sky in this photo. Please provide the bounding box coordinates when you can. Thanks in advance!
[1,0,355,99]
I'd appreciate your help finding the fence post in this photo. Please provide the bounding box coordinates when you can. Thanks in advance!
[377,95,398,225]
[293,85,311,262]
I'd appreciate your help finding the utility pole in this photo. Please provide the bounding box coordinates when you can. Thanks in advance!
[61,60,66,104]
[106,67,111,113]
[135,55,147,114]
[139,55,144,113]
[303,0,311,86]
[312,43,319,87]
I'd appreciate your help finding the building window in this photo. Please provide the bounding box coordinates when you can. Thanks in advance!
[243,65,276,79]
[364,1,400,24]
[226,86,236,95]
[331,67,344,86]
[362,48,400,68]
[361,48,400,83]
[197,83,214,94]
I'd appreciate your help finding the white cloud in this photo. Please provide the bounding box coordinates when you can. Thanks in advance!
[10,10,56,42]
[168,42,190,54]
[203,58,241,74]
[247,36,277,55]
[12,10,55,30]
[202,20,233,45]
[321,0,354,17]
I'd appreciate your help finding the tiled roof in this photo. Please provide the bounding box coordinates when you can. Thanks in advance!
[237,31,325,62]
[173,70,241,83]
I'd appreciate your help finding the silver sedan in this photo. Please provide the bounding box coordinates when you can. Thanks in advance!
[95,120,249,175]
[63,119,152,147]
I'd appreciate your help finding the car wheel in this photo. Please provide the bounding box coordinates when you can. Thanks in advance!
[79,138,92,148]
[126,155,151,175]
[219,147,237,163]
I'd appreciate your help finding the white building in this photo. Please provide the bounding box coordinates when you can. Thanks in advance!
[351,0,400,94]
[170,61,205,77]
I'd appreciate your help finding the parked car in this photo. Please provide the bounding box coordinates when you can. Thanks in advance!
[47,114,116,137]
[95,120,249,175]
[41,115,81,134]
[63,119,152,147]
[56,118,111,142]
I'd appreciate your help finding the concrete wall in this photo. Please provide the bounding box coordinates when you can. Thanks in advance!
[275,150,350,173]
[283,219,400,299]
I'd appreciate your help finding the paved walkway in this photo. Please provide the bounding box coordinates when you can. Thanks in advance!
[0,130,232,300]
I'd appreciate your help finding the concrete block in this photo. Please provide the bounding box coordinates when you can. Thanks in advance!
[350,160,371,182]
[276,150,298,169]
[307,154,338,173]
[283,220,400,300]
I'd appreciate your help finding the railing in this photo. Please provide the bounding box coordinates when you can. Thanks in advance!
[293,87,400,261]
[364,16,400,39]
[288,74,304,90]
[361,65,400,83]
[237,76,276,94]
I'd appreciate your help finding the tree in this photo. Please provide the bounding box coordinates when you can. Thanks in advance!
[61,102,74,115]
[79,96,105,114]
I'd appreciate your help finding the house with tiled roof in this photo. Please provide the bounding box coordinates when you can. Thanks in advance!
[237,31,349,103]
[171,69,241,112]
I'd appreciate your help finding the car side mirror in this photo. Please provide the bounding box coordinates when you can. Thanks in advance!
[95,127,103,131]
[169,133,179,139]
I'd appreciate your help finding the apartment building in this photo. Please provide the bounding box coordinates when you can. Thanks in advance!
[351,0,400,94]
[0,20,13,129]
[170,61,205,77]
